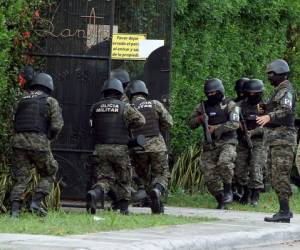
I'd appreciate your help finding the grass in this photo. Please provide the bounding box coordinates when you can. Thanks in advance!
[0,210,215,236]
[167,187,300,214]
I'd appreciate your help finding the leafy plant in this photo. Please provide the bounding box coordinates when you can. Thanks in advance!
[170,144,205,193]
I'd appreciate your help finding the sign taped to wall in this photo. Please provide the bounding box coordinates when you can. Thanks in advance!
[111,33,146,60]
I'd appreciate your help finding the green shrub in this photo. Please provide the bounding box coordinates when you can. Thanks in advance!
[0,0,59,211]
[171,0,300,156]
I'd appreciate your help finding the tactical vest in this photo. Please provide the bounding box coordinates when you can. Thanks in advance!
[266,85,295,128]
[132,99,160,137]
[92,98,129,145]
[204,99,236,140]
[241,101,263,131]
[14,93,49,134]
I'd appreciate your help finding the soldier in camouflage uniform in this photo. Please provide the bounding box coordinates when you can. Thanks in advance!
[128,80,173,214]
[232,77,249,201]
[86,78,145,215]
[10,73,64,218]
[256,59,297,223]
[234,79,266,206]
[189,78,240,209]
[109,69,147,206]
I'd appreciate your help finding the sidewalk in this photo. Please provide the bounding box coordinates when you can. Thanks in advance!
[1,207,300,250]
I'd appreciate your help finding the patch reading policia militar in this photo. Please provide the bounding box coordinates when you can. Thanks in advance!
[137,101,152,109]
[96,103,120,113]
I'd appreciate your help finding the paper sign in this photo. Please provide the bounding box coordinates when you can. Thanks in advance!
[111,33,146,60]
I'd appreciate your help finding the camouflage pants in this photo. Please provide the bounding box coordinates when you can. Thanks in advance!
[93,144,131,201]
[234,139,265,189]
[295,143,300,176]
[269,145,295,200]
[200,143,236,196]
[10,148,58,201]
[131,151,169,192]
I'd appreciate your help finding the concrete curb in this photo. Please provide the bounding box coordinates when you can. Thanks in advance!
[1,207,300,249]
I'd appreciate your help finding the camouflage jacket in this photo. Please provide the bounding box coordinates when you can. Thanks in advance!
[263,80,297,146]
[131,96,173,152]
[12,90,64,151]
[189,99,240,145]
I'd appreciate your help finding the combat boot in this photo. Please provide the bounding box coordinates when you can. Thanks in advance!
[264,199,292,223]
[29,192,47,217]
[131,188,147,203]
[215,192,225,209]
[150,183,164,214]
[250,188,260,207]
[240,186,250,205]
[223,183,233,204]
[119,200,129,215]
[86,186,104,215]
[107,190,119,211]
[233,184,244,202]
[11,200,21,218]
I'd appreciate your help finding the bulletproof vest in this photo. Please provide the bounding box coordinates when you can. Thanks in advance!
[204,99,236,140]
[241,101,263,131]
[131,99,160,137]
[92,98,129,145]
[14,92,49,134]
[266,84,296,128]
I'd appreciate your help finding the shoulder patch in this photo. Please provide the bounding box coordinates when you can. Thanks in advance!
[281,91,293,108]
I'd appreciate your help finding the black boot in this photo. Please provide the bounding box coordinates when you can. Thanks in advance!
[11,200,21,218]
[86,186,104,214]
[250,188,260,207]
[29,192,48,217]
[150,184,164,214]
[233,184,244,202]
[215,192,225,209]
[107,190,119,211]
[131,188,147,203]
[264,199,292,223]
[223,183,233,204]
[240,186,250,205]
[119,200,129,215]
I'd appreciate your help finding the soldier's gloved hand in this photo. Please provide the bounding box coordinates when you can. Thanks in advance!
[196,115,204,125]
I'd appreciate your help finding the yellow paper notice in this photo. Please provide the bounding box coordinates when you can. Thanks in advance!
[111,33,146,60]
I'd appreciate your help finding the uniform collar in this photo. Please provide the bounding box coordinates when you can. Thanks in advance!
[132,95,146,101]
[275,80,290,91]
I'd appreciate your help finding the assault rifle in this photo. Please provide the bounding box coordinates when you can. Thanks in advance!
[201,101,213,145]
[239,113,253,150]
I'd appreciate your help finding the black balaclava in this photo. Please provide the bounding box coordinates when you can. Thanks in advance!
[268,72,288,87]
[246,92,262,105]
[207,91,224,106]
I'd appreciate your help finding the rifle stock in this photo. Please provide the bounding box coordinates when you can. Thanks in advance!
[201,101,213,145]
[240,113,253,150]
